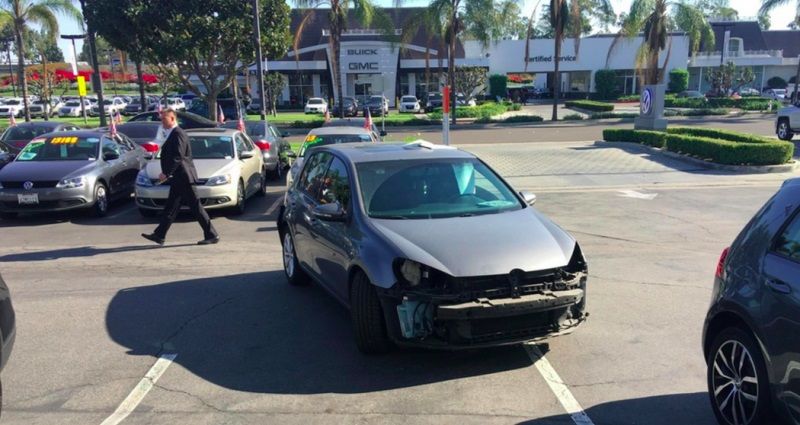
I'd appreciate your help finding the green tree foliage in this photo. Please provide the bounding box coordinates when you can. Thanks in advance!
[668,68,689,93]
[594,69,617,99]
[264,71,285,116]
[761,0,800,101]
[79,35,110,65]
[444,66,487,99]
[705,61,755,96]
[488,74,507,99]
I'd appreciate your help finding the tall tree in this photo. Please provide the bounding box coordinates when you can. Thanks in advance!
[761,0,800,102]
[293,1,394,119]
[78,34,109,65]
[610,0,712,88]
[0,0,81,121]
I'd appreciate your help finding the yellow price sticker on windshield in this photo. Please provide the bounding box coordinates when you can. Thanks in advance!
[305,135,319,143]
[51,136,78,145]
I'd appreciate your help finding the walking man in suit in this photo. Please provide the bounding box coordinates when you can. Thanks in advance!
[142,109,219,245]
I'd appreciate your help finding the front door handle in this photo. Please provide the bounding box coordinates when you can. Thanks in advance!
[767,279,792,295]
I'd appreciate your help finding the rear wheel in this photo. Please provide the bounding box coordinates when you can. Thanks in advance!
[93,183,109,217]
[777,119,794,141]
[707,327,772,425]
[282,230,309,286]
[350,271,392,354]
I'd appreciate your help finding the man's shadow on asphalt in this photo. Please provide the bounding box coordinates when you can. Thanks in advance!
[0,244,196,262]
[104,271,537,395]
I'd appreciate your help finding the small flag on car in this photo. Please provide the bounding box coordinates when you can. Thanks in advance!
[217,104,225,124]
[237,116,245,132]
[110,112,117,136]
[324,109,331,123]
[8,110,15,127]
[115,110,122,124]
[364,107,372,130]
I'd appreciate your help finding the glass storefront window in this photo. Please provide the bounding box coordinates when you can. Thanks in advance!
[288,73,314,106]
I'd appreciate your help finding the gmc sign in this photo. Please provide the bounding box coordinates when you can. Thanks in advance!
[348,62,379,70]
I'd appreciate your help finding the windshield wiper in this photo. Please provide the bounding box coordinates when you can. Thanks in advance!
[376,215,409,220]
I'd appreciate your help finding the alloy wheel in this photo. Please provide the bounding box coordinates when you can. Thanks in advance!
[283,232,295,277]
[96,186,108,214]
[778,122,788,139]
[711,340,759,425]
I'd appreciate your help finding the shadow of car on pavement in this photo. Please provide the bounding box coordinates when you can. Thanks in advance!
[105,271,536,395]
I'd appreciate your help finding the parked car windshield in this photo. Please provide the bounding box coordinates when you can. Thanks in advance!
[308,99,325,105]
[401,96,417,102]
[65,101,81,107]
[5,99,20,105]
[1,125,57,141]
[15,136,99,161]
[299,134,371,157]
[357,158,523,219]
[185,135,234,159]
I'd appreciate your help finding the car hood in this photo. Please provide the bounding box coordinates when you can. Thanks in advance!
[370,208,576,277]
[0,160,96,181]
[144,158,237,180]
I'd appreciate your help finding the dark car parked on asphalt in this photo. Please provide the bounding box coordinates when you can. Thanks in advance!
[0,143,11,170]
[278,142,588,354]
[322,117,387,140]
[332,97,359,117]
[704,177,800,425]
[187,98,246,122]
[115,121,164,158]
[0,122,80,154]
[0,272,15,417]
[220,120,292,179]
[127,111,217,129]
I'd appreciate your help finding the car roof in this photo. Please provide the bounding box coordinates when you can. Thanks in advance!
[11,121,65,129]
[40,129,111,138]
[323,118,369,127]
[319,141,474,163]
[185,128,240,136]
[308,126,371,136]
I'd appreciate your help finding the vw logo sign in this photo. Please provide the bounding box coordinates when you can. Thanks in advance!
[23,181,34,190]
[641,88,653,115]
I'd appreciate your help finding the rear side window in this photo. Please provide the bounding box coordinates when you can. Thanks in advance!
[774,210,800,262]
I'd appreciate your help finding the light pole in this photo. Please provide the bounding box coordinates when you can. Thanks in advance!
[1,38,15,97]
[61,34,88,124]
[251,0,267,120]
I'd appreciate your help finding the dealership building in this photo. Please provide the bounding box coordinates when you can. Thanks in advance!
[247,9,800,107]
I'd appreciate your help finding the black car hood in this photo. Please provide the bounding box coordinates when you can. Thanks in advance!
[0,160,95,182]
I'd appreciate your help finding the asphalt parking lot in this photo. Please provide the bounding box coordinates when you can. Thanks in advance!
[0,127,796,424]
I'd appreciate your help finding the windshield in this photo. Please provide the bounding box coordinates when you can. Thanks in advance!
[16,136,99,161]
[65,101,81,107]
[299,133,371,157]
[357,159,523,219]
[308,99,324,104]
[428,94,441,101]
[5,100,20,105]
[401,97,417,102]
[1,126,55,141]
[102,100,113,105]
[186,135,234,159]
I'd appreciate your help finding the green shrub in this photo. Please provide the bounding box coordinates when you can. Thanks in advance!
[488,74,508,100]
[665,97,707,108]
[510,103,522,111]
[594,69,617,100]
[667,127,774,143]
[591,112,639,119]
[602,129,667,148]
[767,76,788,89]
[502,115,543,123]
[668,69,690,93]
[677,108,730,116]
[563,113,584,121]
[565,100,615,112]
[665,134,793,165]
[428,102,509,120]
[617,95,640,102]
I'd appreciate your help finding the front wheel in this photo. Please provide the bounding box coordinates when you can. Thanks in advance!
[350,272,392,354]
[93,183,109,217]
[777,119,794,141]
[707,327,772,425]
[231,180,246,215]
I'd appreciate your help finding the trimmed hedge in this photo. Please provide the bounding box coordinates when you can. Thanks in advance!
[565,100,615,112]
[668,69,689,93]
[428,102,509,120]
[562,113,584,121]
[475,115,544,124]
[602,128,794,165]
[676,108,730,116]
[591,112,639,119]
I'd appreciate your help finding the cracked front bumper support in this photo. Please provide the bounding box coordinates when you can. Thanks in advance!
[437,289,584,320]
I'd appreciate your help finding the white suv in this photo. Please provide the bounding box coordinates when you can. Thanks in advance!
[0,98,25,118]
[304,98,327,114]
[776,101,800,140]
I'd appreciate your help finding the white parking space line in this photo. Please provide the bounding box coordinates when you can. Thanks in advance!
[525,344,595,425]
[265,196,283,216]
[617,189,658,200]
[100,353,177,425]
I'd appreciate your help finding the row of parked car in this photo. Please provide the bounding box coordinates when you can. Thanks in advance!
[301,93,478,116]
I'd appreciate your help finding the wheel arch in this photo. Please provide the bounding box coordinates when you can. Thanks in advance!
[704,309,771,377]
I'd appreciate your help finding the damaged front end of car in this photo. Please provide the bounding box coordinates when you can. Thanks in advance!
[377,244,589,349]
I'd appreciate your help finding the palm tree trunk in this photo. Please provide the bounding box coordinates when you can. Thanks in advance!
[135,59,146,112]
[333,32,344,119]
[42,56,49,121]
[552,37,561,121]
[14,25,30,122]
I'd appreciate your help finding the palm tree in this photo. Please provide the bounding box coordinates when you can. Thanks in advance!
[530,0,614,121]
[293,0,394,119]
[610,0,712,89]
[0,0,81,122]
[761,0,800,102]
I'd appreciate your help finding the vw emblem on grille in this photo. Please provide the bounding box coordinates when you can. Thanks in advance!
[23,181,34,190]
[508,268,525,297]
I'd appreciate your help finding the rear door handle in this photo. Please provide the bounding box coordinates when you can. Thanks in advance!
[767,279,792,295]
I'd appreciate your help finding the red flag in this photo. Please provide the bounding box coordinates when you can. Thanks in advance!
[217,104,225,124]
[109,112,117,136]
[237,116,245,132]
[363,108,372,130]
[115,110,122,124]
[324,109,331,123]
[8,110,16,127]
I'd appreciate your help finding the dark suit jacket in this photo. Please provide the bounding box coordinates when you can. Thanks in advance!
[160,126,199,184]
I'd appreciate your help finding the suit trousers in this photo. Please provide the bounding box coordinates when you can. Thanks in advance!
[153,178,217,240]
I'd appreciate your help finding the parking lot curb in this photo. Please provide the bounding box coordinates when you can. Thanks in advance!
[595,141,798,174]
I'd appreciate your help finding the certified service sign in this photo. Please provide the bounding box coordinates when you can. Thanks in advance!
[641,88,653,115]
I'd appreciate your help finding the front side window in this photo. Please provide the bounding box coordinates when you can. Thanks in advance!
[357,158,523,219]
[318,157,351,212]
[234,134,249,156]
[297,152,332,198]
[102,138,121,157]
[774,211,800,262]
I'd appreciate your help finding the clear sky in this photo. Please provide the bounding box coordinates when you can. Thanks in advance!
[54,0,799,62]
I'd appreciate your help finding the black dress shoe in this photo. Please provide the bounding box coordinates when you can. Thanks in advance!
[141,233,165,246]
[197,236,220,245]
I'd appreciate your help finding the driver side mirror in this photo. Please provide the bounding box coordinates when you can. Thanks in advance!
[312,202,347,222]
[240,151,254,160]
[103,151,120,161]
[285,151,297,159]
[520,191,537,206]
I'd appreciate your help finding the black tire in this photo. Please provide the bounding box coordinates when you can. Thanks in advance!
[0,212,16,220]
[138,208,158,218]
[707,327,773,425]
[350,272,392,354]
[777,119,794,141]
[231,180,246,215]
[271,162,282,181]
[257,171,268,196]
[281,229,309,286]
[93,182,109,217]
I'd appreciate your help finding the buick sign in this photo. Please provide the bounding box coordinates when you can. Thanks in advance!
[23,181,33,190]
[641,88,653,115]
